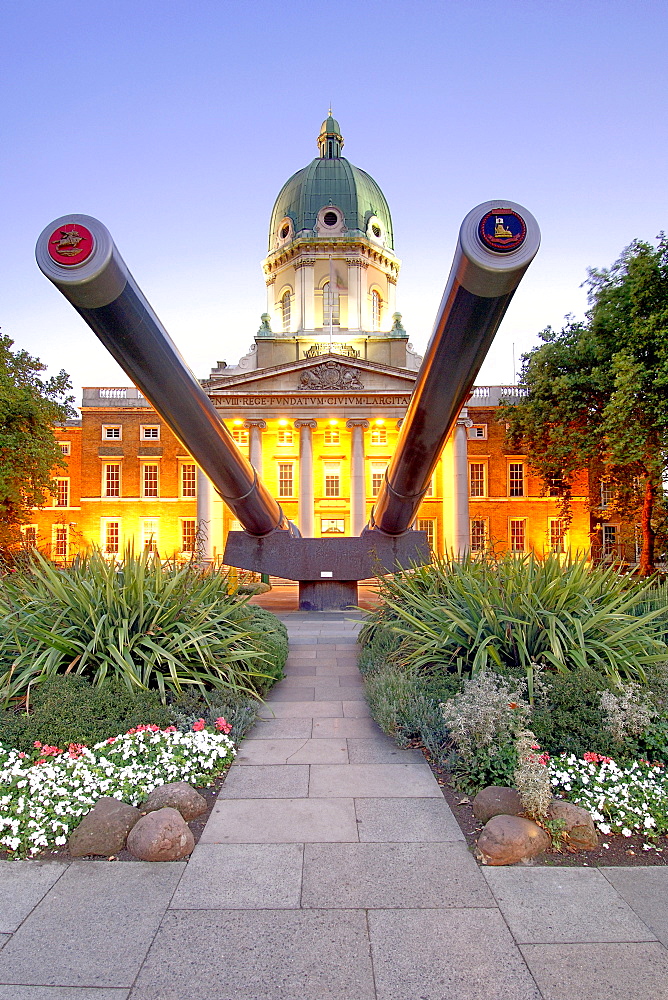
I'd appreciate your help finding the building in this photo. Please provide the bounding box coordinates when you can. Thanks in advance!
[27,115,593,562]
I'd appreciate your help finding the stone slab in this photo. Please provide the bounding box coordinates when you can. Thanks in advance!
[170,843,303,909]
[200,797,359,843]
[347,738,423,764]
[282,663,319,675]
[309,763,441,798]
[602,867,668,947]
[302,842,492,908]
[313,684,366,700]
[236,738,348,765]
[218,764,309,798]
[0,989,131,1000]
[0,862,185,988]
[520,942,668,1000]
[266,688,316,702]
[355,796,465,842]
[0,861,68,933]
[0,935,7,950]
[273,675,320,687]
[369,908,542,1000]
[315,663,361,675]
[130,909,376,1000]
[246,718,313,740]
[343,700,371,717]
[312,717,382,738]
[483,867,656,944]
[257,700,343,719]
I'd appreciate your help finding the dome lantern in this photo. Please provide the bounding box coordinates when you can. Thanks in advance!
[318,112,344,159]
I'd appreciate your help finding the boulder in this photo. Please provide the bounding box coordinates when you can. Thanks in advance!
[548,798,598,850]
[472,786,524,824]
[126,807,195,861]
[141,781,207,822]
[68,797,141,857]
[477,814,550,866]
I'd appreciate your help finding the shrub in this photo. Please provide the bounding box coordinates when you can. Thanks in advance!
[531,665,616,757]
[513,730,552,820]
[600,683,656,743]
[167,688,258,743]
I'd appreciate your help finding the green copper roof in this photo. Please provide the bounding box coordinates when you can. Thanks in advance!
[268,118,394,252]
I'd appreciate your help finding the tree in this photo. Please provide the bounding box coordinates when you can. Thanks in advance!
[503,237,668,575]
[0,333,75,555]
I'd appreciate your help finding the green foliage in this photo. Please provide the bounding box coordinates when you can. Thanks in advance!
[531,665,617,757]
[0,334,74,554]
[360,552,667,686]
[451,743,518,795]
[166,688,259,743]
[0,549,288,705]
[357,622,403,677]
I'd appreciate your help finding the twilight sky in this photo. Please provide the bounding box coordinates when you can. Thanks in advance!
[2,0,667,406]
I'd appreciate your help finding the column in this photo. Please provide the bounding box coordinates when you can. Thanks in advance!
[387,273,397,323]
[295,419,317,537]
[453,409,472,556]
[244,419,266,477]
[346,258,361,331]
[301,259,315,331]
[358,260,370,331]
[196,468,214,563]
[347,418,369,536]
[265,275,276,327]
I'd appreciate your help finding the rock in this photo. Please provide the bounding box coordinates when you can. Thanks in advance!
[472,786,524,824]
[141,781,208,822]
[68,797,141,857]
[548,798,598,850]
[126,807,195,861]
[477,814,550,865]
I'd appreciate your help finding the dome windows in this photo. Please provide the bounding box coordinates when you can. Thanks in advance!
[315,205,345,237]
[280,289,292,332]
[372,290,382,331]
[276,216,293,248]
[323,211,338,227]
[367,215,385,247]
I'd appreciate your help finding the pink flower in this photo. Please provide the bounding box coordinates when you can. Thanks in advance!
[33,741,42,749]
[106,737,116,744]
[192,718,206,732]
[163,725,177,733]
[214,717,232,734]
[67,743,85,759]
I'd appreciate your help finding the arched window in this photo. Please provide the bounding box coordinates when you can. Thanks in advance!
[372,290,382,331]
[323,281,340,327]
[281,290,291,333]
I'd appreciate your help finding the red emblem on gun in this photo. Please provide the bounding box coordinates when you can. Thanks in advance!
[47,224,94,266]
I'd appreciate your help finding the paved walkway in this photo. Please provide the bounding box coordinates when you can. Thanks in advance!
[1,614,668,999]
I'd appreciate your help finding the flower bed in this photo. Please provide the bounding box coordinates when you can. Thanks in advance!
[0,723,236,858]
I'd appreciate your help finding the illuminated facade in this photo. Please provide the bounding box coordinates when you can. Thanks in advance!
[27,115,593,562]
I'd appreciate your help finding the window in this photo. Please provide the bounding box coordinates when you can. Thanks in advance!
[142,519,159,552]
[602,524,617,556]
[53,525,69,561]
[278,464,293,497]
[467,425,487,440]
[277,428,293,445]
[142,464,159,498]
[324,426,340,445]
[545,472,565,496]
[323,281,340,326]
[510,519,526,552]
[601,481,616,508]
[550,518,566,554]
[281,290,291,333]
[469,463,486,498]
[324,463,340,497]
[321,518,345,534]
[509,462,525,497]
[372,290,382,331]
[58,441,71,456]
[181,519,197,553]
[181,463,196,498]
[370,425,387,445]
[55,478,69,507]
[103,463,120,497]
[232,428,249,447]
[141,425,160,440]
[417,518,436,550]
[424,478,434,498]
[103,519,120,555]
[21,525,37,548]
[371,464,385,497]
[102,425,121,440]
[470,519,487,552]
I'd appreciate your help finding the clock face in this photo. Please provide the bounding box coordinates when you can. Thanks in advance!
[47,223,95,266]
[478,210,527,254]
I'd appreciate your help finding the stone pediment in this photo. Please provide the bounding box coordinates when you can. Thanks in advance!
[205,353,417,396]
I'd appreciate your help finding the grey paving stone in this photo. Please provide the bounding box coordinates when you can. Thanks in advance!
[315,663,361,675]
[310,762,441,798]
[303,841,491,908]
[0,861,68,933]
[257,700,343,718]
[0,861,185,988]
[245,718,313,739]
[0,935,8,950]
[484,867,656,944]
[283,662,318,675]
[268,687,316,701]
[342,700,371,717]
[355,796,465,842]
[602,867,668,947]
[312,716,385,738]
[170,843,303,909]
[218,764,309,798]
[347,738,423,764]
[285,738,349,764]
[520,942,668,1000]
[200,797,359,843]
[369,908,542,1000]
[313,684,365,700]
[0,989,130,1000]
[273,674,320,687]
[236,738,348,764]
[130,909,375,1000]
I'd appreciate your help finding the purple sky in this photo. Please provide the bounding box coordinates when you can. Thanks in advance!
[2,0,667,404]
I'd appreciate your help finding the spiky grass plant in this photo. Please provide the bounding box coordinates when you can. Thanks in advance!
[0,548,286,705]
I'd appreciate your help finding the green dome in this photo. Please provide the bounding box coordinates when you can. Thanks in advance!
[268,117,394,252]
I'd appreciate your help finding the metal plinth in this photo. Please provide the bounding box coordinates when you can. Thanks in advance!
[298,580,359,611]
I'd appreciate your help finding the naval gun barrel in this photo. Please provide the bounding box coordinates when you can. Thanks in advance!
[36,214,294,538]
[369,200,540,537]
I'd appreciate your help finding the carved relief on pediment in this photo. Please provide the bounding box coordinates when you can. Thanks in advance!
[298,361,364,391]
